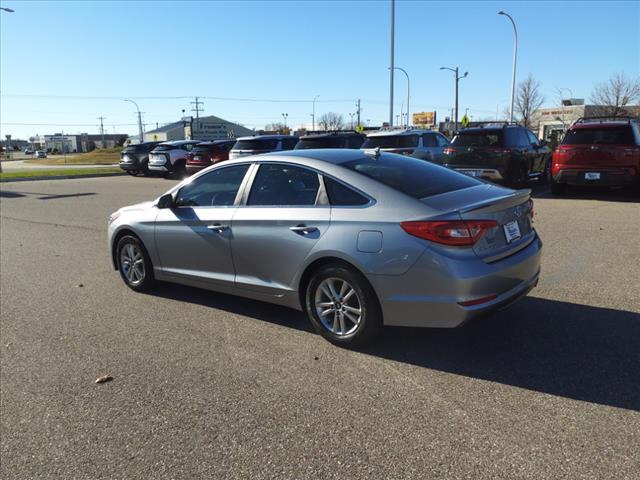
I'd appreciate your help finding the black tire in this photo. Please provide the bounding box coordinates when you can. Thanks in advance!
[540,157,550,184]
[507,162,529,188]
[125,170,139,176]
[548,171,566,195]
[305,264,382,347]
[116,235,155,292]
[172,160,187,180]
[140,161,151,177]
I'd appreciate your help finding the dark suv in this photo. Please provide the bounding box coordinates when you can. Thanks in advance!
[295,132,365,150]
[119,141,161,176]
[185,140,235,175]
[443,124,550,186]
[549,117,640,195]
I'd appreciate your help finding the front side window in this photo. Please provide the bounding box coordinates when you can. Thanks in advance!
[175,164,249,207]
[526,130,539,145]
[248,163,320,206]
[436,134,450,147]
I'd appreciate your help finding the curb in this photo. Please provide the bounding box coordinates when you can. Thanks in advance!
[0,172,126,183]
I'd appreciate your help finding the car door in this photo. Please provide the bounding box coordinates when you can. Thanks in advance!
[154,164,251,288]
[231,162,330,295]
[526,129,546,173]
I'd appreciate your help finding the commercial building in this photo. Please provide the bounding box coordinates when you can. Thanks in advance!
[531,101,640,142]
[41,133,128,152]
[143,115,254,142]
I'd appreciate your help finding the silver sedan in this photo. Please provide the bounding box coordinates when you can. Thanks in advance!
[108,149,542,346]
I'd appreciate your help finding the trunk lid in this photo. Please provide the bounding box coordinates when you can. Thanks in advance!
[444,146,509,168]
[554,144,634,167]
[422,184,534,262]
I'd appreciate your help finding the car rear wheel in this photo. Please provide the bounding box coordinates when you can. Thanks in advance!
[305,264,382,347]
[508,163,529,188]
[548,171,566,195]
[116,235,155,292]
[125,170,139,176]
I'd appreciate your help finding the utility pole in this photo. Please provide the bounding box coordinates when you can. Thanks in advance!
[349,113,355,129]
[356,99,361,128]
[191,96,204,120]
[389,0,395,126]
[124,99,144,144]
[312,95,320,132]
[440,66,468,132]
[97,116,106,148]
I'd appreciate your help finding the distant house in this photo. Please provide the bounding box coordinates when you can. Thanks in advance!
[144,115,254,142]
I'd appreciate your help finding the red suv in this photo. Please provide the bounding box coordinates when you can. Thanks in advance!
[550,117,640,195]
[185,140,236,175]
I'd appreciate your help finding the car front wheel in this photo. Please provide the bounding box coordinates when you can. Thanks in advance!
[116,235,155,292]
[305,264,382,347]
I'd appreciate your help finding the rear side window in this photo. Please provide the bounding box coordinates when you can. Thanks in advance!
[341,154,481,199]
[562,126,635,145]
[248,164,320,206]
[451,131,503,147]
[193,144,227,154]
[436,134,449,147]
[324,177,369,206]
[362,135,419,148]
[422,134,437,147]
[281,138,299,150]
[505,128,529,147]
[347,135,365,148]
[233,139,279,150]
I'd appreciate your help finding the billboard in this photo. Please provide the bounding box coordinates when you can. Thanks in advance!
[413,111,437,126]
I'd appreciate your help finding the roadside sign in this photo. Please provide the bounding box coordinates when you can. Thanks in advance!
[413,111,436,126]
[461,114,470,128]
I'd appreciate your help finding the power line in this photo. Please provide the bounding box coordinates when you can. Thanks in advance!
[191,96,204,120]
[1,93,358,103]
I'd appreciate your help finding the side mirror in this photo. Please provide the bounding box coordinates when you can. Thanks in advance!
[157,193,174,209]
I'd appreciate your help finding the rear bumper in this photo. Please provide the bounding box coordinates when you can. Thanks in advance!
[371,233,542,328]
[119,160,141,171]
[453,167,504,181]
[553,167,637,187]
[186,164,209,174]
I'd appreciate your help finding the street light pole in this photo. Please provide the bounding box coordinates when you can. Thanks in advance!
[124,99,144,144]
[390,67,410,127]
[440,66,468,131]
[281,113,288,131]
[389,0,395,126]
[499,11,518,123]
[0,6,16,173]
[312,95,319,131]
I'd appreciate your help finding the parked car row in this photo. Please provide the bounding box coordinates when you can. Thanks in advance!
[120,117,640,194]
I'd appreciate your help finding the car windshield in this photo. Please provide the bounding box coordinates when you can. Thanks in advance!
[295,137,345,149]
[341,153,481,199]
[562,126,635,145]
[451,131,504,147]
[233,139,279,150]
[361,135,419,149]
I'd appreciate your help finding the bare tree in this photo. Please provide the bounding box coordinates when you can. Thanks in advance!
[264,122,286,132]
[590,72,640,117]
[318,112,344,131]
[515,73,545,128]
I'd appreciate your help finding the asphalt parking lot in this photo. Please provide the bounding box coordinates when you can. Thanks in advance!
[1,175,639,479]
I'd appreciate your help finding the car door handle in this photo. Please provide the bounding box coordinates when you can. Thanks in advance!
[207,223,229,233]
[290,225,318,235]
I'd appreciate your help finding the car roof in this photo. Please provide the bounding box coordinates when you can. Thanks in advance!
[299,132,363,139]
[235,134,298,141]
[160,140,200,146]
[194,139,235,145]
[228,148,368,166]
[366,128,435,137]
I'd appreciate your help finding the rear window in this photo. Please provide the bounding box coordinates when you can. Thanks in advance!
[451,130,504,147]
[341,154,481,199]
[192,144,228,154]
[124,143,157,152]
[233,139,279,150]
[362,135,419,149]
[153,144,175,152]
[295,137,346,149]
[562,126,635,145]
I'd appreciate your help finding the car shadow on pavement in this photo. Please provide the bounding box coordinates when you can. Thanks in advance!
[362,297,640,412]
[531,184,639,203]
[0,190,96,200]
[148,283,639,412]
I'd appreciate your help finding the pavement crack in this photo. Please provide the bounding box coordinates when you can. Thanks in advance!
[0,215,104,232]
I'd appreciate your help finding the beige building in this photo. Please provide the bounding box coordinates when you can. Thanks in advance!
[532,101,640,143]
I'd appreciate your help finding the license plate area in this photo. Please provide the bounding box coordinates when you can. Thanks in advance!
[503,220,522,244]
[458,169,482,177]
[585,172,601,180]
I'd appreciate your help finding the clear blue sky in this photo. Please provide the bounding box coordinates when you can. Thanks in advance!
[1,0,638,139]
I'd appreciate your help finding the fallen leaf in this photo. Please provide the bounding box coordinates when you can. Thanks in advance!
[76,284,84,288]
[95,375,113,384]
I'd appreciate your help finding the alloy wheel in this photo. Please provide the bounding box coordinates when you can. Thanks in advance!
[314,277,362,336]
[120,242,145,286]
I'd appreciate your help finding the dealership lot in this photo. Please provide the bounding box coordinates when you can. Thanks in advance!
[1,176,639,479]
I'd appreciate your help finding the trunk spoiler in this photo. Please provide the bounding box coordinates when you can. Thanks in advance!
[458,189,531,214]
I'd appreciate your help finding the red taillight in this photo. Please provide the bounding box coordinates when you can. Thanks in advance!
[458,294,498,307]
[527,199,534,222]
[400,220,498,246]
[186,153,194,161]
[443,147,455,155]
